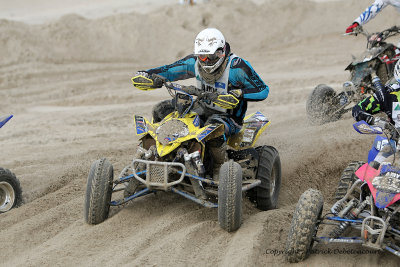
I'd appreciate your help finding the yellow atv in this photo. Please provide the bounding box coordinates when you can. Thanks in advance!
[84,75,281,232]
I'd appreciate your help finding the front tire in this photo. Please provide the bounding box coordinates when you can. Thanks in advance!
[306,84,339,125]
[335,161,364,201]
[84,158,113,225]
[253,146,281,210]
[152,99,175,123]
[218,160,242,232]
[285,189,324,263]
[0,168,22,213]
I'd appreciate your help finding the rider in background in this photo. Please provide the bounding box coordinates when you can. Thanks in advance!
[352,60,400,127]
[134,28,268,179]
[346,0,400,33]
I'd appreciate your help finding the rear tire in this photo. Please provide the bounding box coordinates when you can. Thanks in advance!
[253,146,281,210]
[0,168,22,213]
[335,161,364,201]
[218,160,242,232]
[285,189,323,263]
[84,158,113,225]
[306,84,340,125]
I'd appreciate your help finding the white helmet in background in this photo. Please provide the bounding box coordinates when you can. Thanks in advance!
[395,60,400,83]
[194,28,226,74]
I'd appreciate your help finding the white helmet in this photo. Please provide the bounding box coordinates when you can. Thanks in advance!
[395,60,400,83]
[194,28,226,74]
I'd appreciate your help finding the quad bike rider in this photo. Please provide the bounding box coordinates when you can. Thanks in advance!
[0,115,22,213]
[346,0,400,35]
[285,63,400,262]
[135,28,270,183]
[353,60,400,129]
[307,25,400,124]
[84,28,281,232]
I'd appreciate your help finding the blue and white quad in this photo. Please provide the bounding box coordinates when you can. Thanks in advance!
[0,115,22,213]
[285,119,400,262]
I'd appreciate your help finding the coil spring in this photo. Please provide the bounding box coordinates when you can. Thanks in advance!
[329,213,356,238]
[330,200,368,238]
[331,201,346,215]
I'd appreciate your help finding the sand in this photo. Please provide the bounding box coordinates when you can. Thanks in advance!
[1,0,400,266]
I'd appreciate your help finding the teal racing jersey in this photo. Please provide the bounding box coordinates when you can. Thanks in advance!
[143,54,269,124]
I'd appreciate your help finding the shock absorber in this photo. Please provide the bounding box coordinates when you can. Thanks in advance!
[371,74,385,104]
[191,151,205,176]
[330,200,368,238]
[331,200,346,215]
[372,76,384,91]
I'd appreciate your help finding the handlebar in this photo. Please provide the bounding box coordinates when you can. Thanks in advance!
[145,74,239,111]
[372,118,400,144]
[0,114,13,129]
[373,117,390,130]
[345,25,400,49]
[151,74,218,101]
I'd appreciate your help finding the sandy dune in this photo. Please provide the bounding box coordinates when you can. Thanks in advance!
[1,0,400,266]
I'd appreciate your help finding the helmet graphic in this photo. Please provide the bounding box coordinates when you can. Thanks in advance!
[395,60,400,83]
[194,28,226,74]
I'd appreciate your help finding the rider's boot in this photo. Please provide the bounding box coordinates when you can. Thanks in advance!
[209,140,227,181]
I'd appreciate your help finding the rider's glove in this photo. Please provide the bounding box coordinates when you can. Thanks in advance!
[135,71,149,78]
[134,71,163,88]
[365,115,375,125]
[346,22,359,33]
[390,25,400,33]
[230,89,243,99]
[374,117,390,130]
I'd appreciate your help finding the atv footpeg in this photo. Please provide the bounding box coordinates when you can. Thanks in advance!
[361,216,388,250]
[132,159,186,191]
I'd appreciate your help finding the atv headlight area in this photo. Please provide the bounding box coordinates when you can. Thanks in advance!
[156,119,189,145]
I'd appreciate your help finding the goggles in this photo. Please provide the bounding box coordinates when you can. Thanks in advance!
[197,48,225,62]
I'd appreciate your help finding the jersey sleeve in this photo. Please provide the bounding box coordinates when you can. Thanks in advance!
[228,57,269,101]
[145,55,196,81]
[352,94,382,121]
[354,0,387,25]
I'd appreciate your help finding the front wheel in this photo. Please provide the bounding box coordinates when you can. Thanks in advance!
[335,161,364,201]
[285,189,324,263]
[218,160,243,232]
[84,158,113,225]
[152,99,175,123]
[0,168,22,213]
[306,84,340,125]
[253,146,281,210]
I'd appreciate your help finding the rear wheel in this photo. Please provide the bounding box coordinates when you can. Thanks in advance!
[218,160,242,232]
[253,146,281,210]
[84,158,113,224]
[335,161,364,200]
[285,189,323,263]
[0,168,22,213]
[306,84,340,125]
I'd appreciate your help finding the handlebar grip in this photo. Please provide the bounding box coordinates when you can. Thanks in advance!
[374,118,390,130]
[151,74,166,88]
